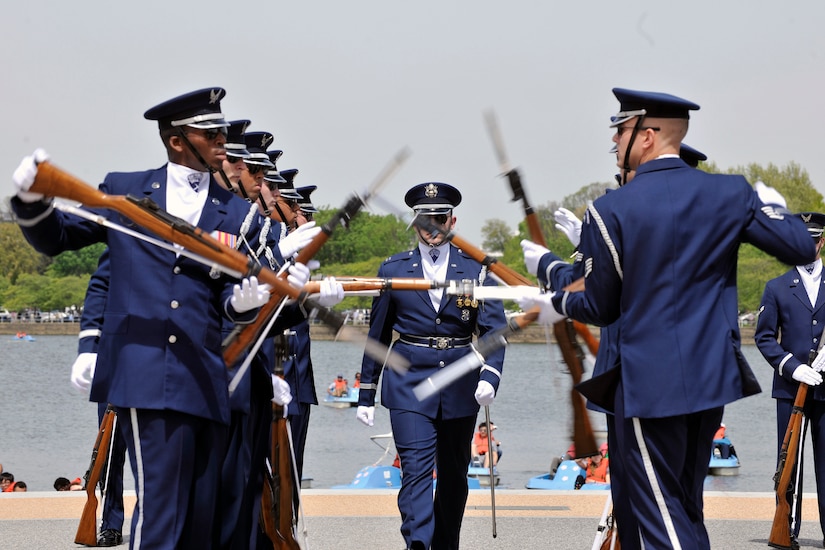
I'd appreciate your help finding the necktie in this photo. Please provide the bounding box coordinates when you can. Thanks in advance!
[188,173,201,192]
[430,248,440,263]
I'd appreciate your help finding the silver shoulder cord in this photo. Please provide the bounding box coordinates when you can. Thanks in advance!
[53,201,243,278]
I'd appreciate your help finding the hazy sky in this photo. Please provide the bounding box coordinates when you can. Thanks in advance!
[4,1,824,245]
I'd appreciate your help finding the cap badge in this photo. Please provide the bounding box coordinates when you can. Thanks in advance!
[424,183,438,198]
[261,134,273,148]
[802,213,813,223]
[209,89,221,104]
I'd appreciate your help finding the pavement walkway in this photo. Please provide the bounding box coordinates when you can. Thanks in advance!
[1,489,821,549]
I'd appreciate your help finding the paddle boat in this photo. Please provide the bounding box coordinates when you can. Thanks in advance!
[526,460,610,490]
[708,436,740,476]
[332,432,484,489]
[322,387,359,408]
[467,456,500,487]
[12,332,35,342]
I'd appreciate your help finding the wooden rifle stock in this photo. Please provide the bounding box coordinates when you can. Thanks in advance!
[221,193,366,367]
[768,382,808,549]
[261,334,301,549]
[75,404,116,546]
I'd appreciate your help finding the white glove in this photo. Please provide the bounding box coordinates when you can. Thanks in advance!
[792,364,822,386]
[270,374,293,407]
[356,405,375,426]
[231,276,272,313]
[70,352,97,392]
[12,148,50,202]
[517,291,566,325]
[474,380,496,406]
[754,181,787,209]
[554,207,582,247]
[278,221,322,259]
[306,259,321,271]
[287,262,311,290]
[812,348,825,372]
[520,239,551,277]
[316,276,344,307]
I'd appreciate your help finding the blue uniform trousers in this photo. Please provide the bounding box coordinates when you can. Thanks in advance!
[390,409,475,550]
[117,407,228,550]
[97,402,127,533]
[612,382,722,550]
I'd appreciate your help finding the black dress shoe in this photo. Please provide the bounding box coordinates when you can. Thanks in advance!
[97,529,123,547]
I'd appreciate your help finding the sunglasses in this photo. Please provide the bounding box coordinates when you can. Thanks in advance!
[425,214,449,226]
[226,156,245,165]
[203,127,228,141]
[245,163,267,175]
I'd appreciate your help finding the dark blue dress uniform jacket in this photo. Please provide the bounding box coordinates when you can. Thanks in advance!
[12,166,280,425]
[358,245,507,418]
[755,267,825,401]
[555,157,815,418]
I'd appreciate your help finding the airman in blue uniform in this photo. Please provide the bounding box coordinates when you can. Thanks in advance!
[357,182,507,550]
[756,212,825,548]
[520,88,815,549]
[11,87,288,549]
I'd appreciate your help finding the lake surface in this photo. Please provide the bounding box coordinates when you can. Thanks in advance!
[0,335,808,493]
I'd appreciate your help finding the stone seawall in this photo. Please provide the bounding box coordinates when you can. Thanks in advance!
[3,321,757,345]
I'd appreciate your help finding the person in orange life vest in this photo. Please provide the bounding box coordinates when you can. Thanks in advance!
[354,372,361,389]
[328,374,349,397]
[583,443,610,484]
[471,422,500,468]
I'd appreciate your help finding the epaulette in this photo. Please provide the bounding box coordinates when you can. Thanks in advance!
[383,249,417,265]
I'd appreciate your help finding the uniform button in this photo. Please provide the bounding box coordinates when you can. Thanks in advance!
[815,320,819,325]
[435,318,442,325]
[170,300,179,309]
[439,361,445,368]
[173,266,181,274]
[168,335,177,344]
[815,338,819,344]
[151,182,161,189]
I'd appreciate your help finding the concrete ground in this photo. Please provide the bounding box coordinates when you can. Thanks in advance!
[1,489,822,549]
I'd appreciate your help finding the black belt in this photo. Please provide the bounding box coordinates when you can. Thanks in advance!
[398,334,472,350]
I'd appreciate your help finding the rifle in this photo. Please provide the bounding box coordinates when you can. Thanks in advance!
[768,377,810,548]
[221,147,410,367]
[29,160,409,375]
[75,404,116,546]
[260,333,301,550]
[483,111,599,458]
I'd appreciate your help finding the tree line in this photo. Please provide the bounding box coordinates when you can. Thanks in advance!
[0,159,821,316]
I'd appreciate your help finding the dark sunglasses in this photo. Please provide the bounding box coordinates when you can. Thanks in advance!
[245,163,267,175]
[226,156,245,165]
[425,214,449,226]
[203,127,228,141]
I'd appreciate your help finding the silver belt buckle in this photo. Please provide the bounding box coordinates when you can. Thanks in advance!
[435,337,449,350]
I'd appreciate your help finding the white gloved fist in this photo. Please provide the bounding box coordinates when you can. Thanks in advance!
[517,291,566,325]
[278,221,322,259]
[270,374,293,408]
[316,276,345,307]
[754,181,787,209]
[306,259,321,271]
[12,148,50,202]
[70,352,97,392]
[356,405,375,427]
[474,380,496,406]
[287,262,311,290]
[554,207,582,247]
[520,239,551,277]
[231,276,272,313]
[792,364,823,386]
[811,348,825,372]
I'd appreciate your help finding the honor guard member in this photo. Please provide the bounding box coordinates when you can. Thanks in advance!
[523,142,709,549]
[218,119,252,195]
[356,182,507,550]
[240,130,275,204]
[10,87,290,549]
[756,212,825,549]
[69,251,127,547]
[519,88,815,549]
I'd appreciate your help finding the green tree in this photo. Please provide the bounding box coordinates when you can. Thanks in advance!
[46,243,107,277]
[312,209,414,266]
[481,219,512,253]
[0,222,51,283]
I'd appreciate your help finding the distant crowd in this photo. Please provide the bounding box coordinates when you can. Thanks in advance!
[0,462,84,493]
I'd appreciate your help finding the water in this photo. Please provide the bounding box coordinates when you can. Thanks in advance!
[0,336,810,493]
